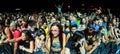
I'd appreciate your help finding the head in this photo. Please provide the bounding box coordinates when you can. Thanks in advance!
[71,24,77,34]
[5,19,11,27]
[93,18,99,24]
[10,22,17,31]
[84,28,96,40]
[65,19,70,27]
[35,28,46,44]
[50,22,62,37]
[107,22,113,30]
[22,20,28,28]
[81,18,86,24]
[42,21,47,28]
[21,30,33,41]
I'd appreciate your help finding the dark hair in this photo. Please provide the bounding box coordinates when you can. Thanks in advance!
[71,24,77,28]
[73,31,84,42]
[22,30,33,40]
[36,28,46,41]
[84,28,96,40]
[65,19,71,28]
[71,31,85,53]
[49,22,63,49]
[5,19,11,27]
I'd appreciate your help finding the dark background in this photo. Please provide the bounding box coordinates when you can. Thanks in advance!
[0,0,119,13]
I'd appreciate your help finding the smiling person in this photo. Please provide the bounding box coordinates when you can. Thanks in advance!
[47,22,66,54]
[33,28,48,54]
[18,30,35,54]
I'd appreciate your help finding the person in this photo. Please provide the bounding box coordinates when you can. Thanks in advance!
[55,3,63,14]
[18,30,35,54]
[9,22,21,54]
[33,28,48,54]
[47,22,66,54]
[84,28,99,54]
[65,31,86,54]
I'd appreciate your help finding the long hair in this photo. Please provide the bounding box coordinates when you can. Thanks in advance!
[84,28,96,40]
[22,30,34,41]
[36,28,46,41]
[49,22,63,49]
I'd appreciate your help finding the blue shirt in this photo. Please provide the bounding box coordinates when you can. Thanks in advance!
[89,24,100,32]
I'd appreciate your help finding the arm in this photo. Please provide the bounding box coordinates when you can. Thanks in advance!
[107,8,112,19]
[61,33,66,54]
[14,42,18,54]
[4,28,15,43]
[66,33,70,44]
[47,38,51,52]
[87,42,98,54]
[20,40,35,53]
[84,42,92,50]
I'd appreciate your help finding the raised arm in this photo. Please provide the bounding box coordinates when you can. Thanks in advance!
[107,8,112,19]
[19,40,35,53]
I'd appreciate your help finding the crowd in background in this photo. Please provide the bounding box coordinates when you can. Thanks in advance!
[0,7,120,54]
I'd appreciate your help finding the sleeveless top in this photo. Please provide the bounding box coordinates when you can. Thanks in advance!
[52,42,61,48]
[19,40,32,54]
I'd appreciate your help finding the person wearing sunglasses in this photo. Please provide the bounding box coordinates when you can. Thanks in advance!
[47,22,66,54]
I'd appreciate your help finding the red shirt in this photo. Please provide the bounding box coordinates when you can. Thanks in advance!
[12,30,21,39]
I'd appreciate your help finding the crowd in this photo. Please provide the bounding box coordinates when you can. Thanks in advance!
[0,8,120,54]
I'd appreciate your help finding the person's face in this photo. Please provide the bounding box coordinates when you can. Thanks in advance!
[36,35,45,44]
[50,26,59,37]
[43,23,47,27]
[113,19,116,25]
[109,24,112,28]
[21,33,27,41]
[65,20,70,26]
[87,35,92,39]
[71,27,77,33]
[82,18,86,24]
[95,20,99,24]
[10,24,16,31]
[104,17,107,22]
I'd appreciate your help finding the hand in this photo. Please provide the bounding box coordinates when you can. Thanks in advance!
[19,45,25,50]
[0,41,3,45]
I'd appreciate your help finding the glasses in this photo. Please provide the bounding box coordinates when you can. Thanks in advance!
[50,29,59,32]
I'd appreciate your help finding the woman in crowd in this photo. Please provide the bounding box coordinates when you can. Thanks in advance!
[47,22,66,54]
[18,30,35,54]
[84,28,99,54]
[63,19,71,42]
[9,22,21,54]
[34,28,48,54]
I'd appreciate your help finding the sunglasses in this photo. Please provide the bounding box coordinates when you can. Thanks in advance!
[50,29,59,32]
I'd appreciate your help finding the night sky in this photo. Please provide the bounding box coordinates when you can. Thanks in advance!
[0,0,119,12]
